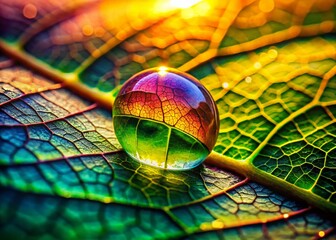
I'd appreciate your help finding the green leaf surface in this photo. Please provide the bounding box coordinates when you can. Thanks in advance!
[1,0,336,239]
[1,55,335,239]
[0,66,120,164]
[192,35,336,212]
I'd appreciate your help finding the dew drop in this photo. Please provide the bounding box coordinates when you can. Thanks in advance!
[113,67,219,170]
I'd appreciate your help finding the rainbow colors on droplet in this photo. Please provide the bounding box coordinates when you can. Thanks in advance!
[113,67,219,170]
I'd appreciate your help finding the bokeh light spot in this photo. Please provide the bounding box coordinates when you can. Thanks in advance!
[254,62,262,69]
[245,76,252,83]
[259,0,275,13]
[169,0,201,9]
[23,3,37,19]
[212,219,224,229]
[318,231,325,238]
[82,24,94,36]
[268,49,278,59]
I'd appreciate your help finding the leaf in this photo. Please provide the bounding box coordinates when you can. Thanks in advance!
[2,0,334,211]
[1,55,335,240]
[0,0,336,239]
[0,61,120,164]
[195,35,336,212]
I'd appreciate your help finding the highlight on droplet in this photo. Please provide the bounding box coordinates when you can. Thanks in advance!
[158,66,168,76]
[258,0,275,13]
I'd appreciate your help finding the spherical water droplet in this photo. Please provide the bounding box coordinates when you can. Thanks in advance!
[113,67,219,170]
